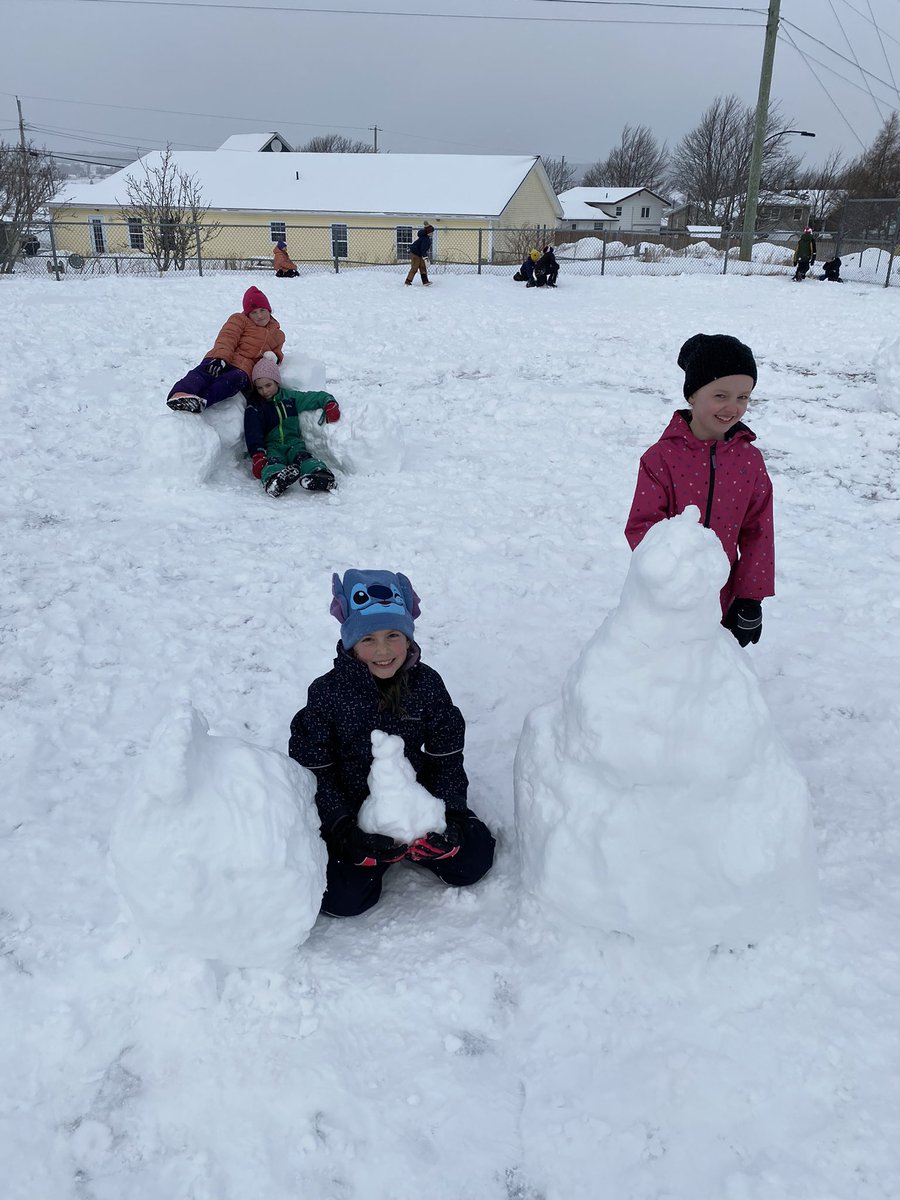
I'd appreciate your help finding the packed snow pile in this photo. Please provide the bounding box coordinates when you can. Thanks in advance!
[110,704,327,968]
[358,730,446,843]
[556,237,604,259]
[873,335,900,414]
[514,507,817,950]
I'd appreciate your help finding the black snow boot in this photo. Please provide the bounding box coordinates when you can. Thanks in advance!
[265,465,302,497]
[167,394,206,413]
[299,468,337,493]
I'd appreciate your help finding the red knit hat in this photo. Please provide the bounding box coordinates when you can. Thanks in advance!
[242,286,272,315]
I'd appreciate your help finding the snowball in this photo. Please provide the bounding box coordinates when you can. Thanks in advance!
[110,704,327,969]
[357,730,445,844]
[514,507,817,951]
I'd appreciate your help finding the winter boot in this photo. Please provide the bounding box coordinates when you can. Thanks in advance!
[167,394,206,413]
[299,467,337,493]
[264,464,302,497]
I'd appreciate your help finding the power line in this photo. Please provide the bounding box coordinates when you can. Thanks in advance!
[778,26,866,149]
[827,0,884,120]
[864,0,899,95]
[25,0,766,23]
[781,16,900,102]
[835,0,900,51]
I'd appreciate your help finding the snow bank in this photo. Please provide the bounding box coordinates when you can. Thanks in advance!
[357,730,446,843]
[514,507,817,950]
[874,335,900,414]
[110,704,327,968]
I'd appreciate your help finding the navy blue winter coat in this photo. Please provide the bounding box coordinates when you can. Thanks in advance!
[409,228,433,257]
[289,644,468,833]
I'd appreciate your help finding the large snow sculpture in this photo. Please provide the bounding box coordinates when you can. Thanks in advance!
[514,507,817,949]
[110,704,327,968]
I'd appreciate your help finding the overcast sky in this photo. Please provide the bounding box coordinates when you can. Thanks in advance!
[2,0,899,175]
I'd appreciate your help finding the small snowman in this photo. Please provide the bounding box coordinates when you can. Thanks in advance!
[110,704,327,969]
[358,730,446,845]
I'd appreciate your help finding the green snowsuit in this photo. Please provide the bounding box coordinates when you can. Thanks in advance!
[244,387,333,487]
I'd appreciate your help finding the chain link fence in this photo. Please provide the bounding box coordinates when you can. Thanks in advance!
[5,211,900,287]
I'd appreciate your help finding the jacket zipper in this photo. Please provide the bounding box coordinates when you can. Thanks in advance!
[703,444,717,527]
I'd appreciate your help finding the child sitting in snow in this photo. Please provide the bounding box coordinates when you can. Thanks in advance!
[244,355,339,496]
[288,570,496,917]
[273,240,299,277]
[625,333,774,647]
[167,286,285,413]
[820,256,844,283]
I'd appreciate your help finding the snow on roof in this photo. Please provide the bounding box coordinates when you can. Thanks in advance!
[558,186,670,220]
[559,196,616,221]
[217,133,293,152]
[54,151,556,219]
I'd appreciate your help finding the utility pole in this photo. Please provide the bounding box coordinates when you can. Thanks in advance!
[739,0,781,261]
[370,125,379,153]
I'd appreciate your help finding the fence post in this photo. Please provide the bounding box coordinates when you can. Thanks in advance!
[195,223,203,277]
[601,236,607,277]
[722,227,731,275]
[47,220,61,282]
[334,254,340,273]
[834,199,847,260]
[477,228,482,275]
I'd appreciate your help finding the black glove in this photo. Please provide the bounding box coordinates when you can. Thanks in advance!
[407,810,468,862]
[327,815,407,867]
[206,357,228,378]
[724,598,762,647]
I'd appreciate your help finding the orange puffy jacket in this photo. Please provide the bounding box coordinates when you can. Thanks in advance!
[207,313,285,378]
[273,246,297,272]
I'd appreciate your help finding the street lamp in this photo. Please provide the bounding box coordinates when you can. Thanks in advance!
[740,129,816,260]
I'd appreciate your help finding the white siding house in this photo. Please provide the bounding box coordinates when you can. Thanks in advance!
[558,187,668,233]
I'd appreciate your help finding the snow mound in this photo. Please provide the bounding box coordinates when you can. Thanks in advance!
[143,393,245,486]
[873,335,900,414]
[357,730,446,843]
[302,396,404,475]
[110,704,327,968]
[514,507,817,950]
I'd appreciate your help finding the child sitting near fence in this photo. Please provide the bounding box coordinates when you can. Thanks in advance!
[273,240,299,277]
[244,354,340,497]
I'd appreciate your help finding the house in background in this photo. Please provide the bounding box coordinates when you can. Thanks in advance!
[217,132,295,153]
[49,150,563,265]
[557,186,668,233]
[749,191,813,233]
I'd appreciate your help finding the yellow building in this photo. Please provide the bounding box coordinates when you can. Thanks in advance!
[49,142,563,270]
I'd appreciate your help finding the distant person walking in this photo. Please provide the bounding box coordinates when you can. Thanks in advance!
[793,228,816,281]
[273,240,299,277]
[405,223,434,286]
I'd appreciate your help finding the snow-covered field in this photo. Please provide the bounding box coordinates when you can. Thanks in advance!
[3,269,900,1199]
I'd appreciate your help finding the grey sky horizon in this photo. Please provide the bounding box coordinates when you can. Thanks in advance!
[2,0,898,177]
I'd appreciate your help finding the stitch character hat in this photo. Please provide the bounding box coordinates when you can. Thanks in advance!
[331,570,421,650]
[242,285,272,315]
[677,333,758,400]
[251,354,281,386]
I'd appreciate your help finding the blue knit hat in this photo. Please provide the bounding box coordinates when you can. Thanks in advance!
[330,570,420,650]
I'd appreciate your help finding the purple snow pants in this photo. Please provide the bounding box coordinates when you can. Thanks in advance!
[168,358,251,408]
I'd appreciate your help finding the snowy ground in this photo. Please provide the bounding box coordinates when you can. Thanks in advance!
[2,269,900,1199]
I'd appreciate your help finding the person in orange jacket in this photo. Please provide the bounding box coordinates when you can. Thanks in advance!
[273,240,299,277]
[167,286,286,413]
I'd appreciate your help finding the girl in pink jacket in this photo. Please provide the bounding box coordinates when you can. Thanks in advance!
[625,333,774,646]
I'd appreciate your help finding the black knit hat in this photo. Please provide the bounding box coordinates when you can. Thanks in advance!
[677,333,758,399]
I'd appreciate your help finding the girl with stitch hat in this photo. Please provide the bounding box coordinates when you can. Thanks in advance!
[289,570,496,917]
[166,286,286,413]
[244,354,339,497]
[625,333,774,647]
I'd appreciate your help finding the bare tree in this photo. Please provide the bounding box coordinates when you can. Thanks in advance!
[117,145,219,272]
[541,155,576,194]
[795,149,846,229]
[843,113,900,198]
[666,95,799,227]
[299,133,374,153]
[583,124,668,191]
[0,140,59,273]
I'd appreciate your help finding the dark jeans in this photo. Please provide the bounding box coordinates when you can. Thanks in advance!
[168,358,251,408]
[321,813,496,917]
[794,257,811,280]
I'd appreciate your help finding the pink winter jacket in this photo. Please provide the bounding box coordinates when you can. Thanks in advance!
[625,410,775,612]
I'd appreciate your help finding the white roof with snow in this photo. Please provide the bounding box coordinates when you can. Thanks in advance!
[54,151,557,219]
[217,132,294,152]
